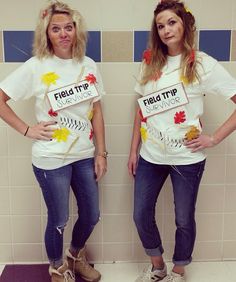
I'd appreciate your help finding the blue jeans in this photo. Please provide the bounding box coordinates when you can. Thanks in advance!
[133,156,206,266]
[33,158,100,266]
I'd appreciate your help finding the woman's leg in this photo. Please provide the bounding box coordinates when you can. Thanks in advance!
[170,159,206,274]
[33,164,72,268]
[67,158,101,281]
[70,158,100,252]
[133,157,169,265]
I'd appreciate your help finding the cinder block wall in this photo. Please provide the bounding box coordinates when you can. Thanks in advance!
[0,0,236,263]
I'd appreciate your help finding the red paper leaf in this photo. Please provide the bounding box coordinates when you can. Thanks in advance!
[48,108,58,117]
[174,111,186,124]
[142,49,152,65]
[89,129,94,140]
[85,73,97,84]
[139,109,147,123]
[188,49,195,64]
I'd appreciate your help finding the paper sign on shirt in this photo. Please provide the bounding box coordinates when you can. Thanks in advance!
[47,80,99,111]
[138,82,189,118]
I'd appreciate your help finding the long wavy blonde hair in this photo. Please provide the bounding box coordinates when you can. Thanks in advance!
[141,0,199,85]
[33,0,87,61]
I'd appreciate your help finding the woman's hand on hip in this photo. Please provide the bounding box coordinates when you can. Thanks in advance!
[26,121,57,140]
[185,134,216,152]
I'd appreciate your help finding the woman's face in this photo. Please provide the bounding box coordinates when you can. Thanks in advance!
[156,9,184,56]
[47,13,76,59]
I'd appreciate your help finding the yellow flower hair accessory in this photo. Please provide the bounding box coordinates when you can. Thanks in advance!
[184,6,192,14]
[42,9,48,19]
[52,127,70,142]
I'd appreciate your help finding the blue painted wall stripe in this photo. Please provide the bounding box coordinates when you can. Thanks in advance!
[2,30,234,63]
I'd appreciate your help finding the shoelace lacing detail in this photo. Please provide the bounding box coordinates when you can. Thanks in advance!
[166,276,174,282]
[165,273,184,282]
[72,254,92,273]
[137,266,165,282]
[138,266,155,280]
[63,269,75,281]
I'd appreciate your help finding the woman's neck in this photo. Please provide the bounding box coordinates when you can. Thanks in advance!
[168,45,183,56]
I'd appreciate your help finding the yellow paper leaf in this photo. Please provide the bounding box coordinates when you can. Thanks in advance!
[140,127,148,142]
[52,128,70,142]
[185,126,200,141]
[41,72,60,86]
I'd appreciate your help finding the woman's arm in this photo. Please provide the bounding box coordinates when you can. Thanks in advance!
[0,89,29,135]
[128,106,141,176]
[91,100,107,181]
[0,89,55,140]
[186,95,236,151]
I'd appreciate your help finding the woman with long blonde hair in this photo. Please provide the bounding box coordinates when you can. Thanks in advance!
[0,1,107,281]
[128,1,236,281]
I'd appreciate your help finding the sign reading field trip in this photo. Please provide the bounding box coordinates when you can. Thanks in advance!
[138,82,189,118]
[47,80,99,111]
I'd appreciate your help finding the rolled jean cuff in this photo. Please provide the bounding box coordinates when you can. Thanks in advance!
[145,245,164,257]
[172,257,192,266]
[49,257,63,268]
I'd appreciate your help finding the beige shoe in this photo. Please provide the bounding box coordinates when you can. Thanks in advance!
[65,247,101,282]
[49,261,75,282]
[162,271,186,282]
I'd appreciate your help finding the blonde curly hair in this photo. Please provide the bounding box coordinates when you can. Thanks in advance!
[33,0,87,61]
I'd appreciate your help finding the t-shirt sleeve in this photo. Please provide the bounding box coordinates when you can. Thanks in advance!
[202,59,236,100]
[93,66,105,102]
[0,58,35,101]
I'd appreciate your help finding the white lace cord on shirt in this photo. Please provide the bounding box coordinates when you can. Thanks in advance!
[43,85,50,103]
[165,135,185,148]
[63,135,80,162]
[147,125,184,148]
[145,125,165,150]
[60,116,88,131]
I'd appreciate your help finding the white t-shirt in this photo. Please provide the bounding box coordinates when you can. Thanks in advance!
[135,51,236,165]
[0,55,105,169]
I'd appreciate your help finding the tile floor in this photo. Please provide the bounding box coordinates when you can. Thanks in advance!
[96,261,236,282]
[1,261,236,281]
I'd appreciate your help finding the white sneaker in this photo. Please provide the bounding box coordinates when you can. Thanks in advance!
[162,271,185,282]
[135,264,167,282]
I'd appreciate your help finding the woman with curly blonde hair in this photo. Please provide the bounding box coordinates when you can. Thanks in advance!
[0,1,107,281]
[33,0,87,61]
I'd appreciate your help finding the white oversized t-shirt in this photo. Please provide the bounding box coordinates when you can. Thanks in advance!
[135,51,236,165]
[0,55,105,169]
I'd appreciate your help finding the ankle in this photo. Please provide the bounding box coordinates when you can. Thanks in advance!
[152,263,165,271]
[172,266,185,276]
[151,256,165,270]
[69,249,78,258]
[69,246,85,258]
[51,261,63,270]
